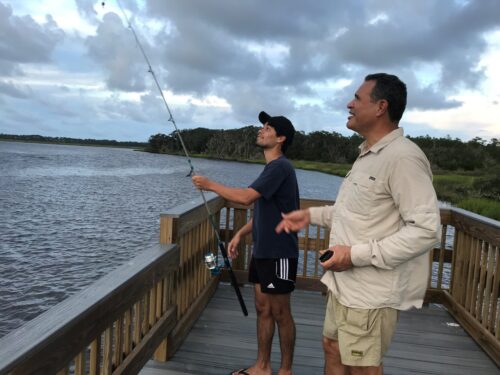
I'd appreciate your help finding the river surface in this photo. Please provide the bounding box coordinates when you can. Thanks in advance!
[0,141,343,337]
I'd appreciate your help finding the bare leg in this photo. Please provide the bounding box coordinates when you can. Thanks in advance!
[269,292,295,375]
[323,337,383,375]
[232,284,273,375]
[323,337,348,375]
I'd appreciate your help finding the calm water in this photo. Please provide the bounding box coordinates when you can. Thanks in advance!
[0,141,342,337]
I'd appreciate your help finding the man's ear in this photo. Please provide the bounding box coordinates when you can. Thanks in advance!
[376,99,389,118]
[277,135,286,145]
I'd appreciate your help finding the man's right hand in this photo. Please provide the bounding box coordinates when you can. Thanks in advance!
[192,175,212,191]
[227,234,241,259]
[275,209,311,233]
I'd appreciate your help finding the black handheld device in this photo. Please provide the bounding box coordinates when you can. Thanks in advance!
[319,250,334,262]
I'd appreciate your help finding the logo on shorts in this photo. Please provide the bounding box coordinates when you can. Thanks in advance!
[351,350,364,357]
[267,283,275,289]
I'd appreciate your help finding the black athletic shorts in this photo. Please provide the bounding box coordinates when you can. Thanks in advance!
[248,257,298,294]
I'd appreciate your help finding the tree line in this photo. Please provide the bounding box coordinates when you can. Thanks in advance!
[0,134,147,148]
[146,127,500,172]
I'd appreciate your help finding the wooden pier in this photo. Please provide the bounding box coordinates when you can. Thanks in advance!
[140,284,498,375]
[0,195,498,374]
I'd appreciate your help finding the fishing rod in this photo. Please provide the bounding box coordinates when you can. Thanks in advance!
[109,0,248,316]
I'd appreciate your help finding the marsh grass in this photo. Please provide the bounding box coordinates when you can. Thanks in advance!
[292,160,351,177]
[457,198,500,221]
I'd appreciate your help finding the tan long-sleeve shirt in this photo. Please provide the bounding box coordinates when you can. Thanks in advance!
[310,128,440,310]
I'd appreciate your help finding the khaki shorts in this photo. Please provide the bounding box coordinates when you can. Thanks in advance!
[323,291,399,367]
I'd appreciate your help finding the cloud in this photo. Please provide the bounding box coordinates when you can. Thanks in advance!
[123,0,500,116]
[0,80,31,99]
[3,0,500,141]
[85,12,148,92]
[0,3,64,75]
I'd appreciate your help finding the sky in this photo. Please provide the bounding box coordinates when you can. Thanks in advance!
[1,0,500,142]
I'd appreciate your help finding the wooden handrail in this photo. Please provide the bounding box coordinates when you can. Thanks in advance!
[0,244,179,374]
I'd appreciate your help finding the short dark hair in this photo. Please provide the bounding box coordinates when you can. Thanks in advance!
[258,111,295,154]
[365,73,407,123]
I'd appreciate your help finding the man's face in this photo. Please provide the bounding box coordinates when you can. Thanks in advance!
[256,123,280,149]
[346,80,379,135]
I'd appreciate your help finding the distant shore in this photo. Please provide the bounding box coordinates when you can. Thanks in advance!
[0,134,147,150]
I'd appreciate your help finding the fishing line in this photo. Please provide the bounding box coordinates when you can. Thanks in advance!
[108,0,248,316]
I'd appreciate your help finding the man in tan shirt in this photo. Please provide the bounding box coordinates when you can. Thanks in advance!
[276,73,440,375]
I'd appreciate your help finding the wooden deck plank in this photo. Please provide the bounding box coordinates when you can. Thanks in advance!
[141,283,498,374]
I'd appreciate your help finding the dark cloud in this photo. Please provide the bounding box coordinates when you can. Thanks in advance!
[0,80,31,99]
[85,12,148,92]
[0,3,64,75]
[16,0,493,141]
[91,0,497,115]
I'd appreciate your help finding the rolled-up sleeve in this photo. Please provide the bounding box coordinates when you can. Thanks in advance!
[309,205,335,229]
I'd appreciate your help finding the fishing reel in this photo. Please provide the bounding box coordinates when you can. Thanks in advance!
[204,252,221,276]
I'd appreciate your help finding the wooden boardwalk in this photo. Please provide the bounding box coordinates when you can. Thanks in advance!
[141,283,498,375]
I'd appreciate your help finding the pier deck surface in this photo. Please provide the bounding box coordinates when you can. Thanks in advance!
[141,283,498,375]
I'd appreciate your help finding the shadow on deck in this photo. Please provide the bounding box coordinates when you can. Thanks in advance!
[141,283,498,375]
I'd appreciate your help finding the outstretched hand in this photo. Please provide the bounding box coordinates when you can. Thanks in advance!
[275,209,311,234]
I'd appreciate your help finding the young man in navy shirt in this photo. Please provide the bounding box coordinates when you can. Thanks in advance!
[192,111,299,375]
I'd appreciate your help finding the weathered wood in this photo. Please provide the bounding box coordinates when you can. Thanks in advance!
[451,207,500,247]
[442,290,500,366]
[160,194,225,238]
[166,277,219,358]
[0,244,179,375]
[141,284,499,375]
[491,246,500,338]
[299,198,335,209]
[113,306,177,375]
[232,207,249,270]
[89,337,101,375]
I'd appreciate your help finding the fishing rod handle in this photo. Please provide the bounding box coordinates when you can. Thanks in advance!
[218,242,248,316]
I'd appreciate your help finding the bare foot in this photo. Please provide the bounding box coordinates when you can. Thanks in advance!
[231,365,272,375]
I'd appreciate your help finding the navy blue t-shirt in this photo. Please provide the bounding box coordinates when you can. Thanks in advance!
[249,156,299,259]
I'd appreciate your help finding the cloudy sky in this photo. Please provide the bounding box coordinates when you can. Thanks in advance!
[1,0,499,142]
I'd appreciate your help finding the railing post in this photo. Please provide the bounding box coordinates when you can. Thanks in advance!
[154,216,179,361]
[160,216,179,244]
[232,206,249,271]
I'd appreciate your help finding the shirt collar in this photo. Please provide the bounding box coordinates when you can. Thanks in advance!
[358,127,404,156]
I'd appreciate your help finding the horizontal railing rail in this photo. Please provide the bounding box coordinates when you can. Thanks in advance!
[0,244,179,375]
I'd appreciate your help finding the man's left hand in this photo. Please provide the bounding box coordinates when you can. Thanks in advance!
[320,245,353,272]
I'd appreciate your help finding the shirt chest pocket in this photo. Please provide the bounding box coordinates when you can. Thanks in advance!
[341,172,387,216]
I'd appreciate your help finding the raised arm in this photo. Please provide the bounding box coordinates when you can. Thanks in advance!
[192,175,261,206]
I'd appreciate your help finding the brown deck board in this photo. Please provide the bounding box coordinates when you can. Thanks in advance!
[141,283,498,374]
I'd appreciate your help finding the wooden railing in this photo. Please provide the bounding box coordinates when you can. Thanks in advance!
[0,244,180,375]
[0,196,498,373]
[0,194,222,374]
[439,207,500,365]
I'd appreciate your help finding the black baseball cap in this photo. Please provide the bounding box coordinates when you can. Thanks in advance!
[258,111,295,153]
